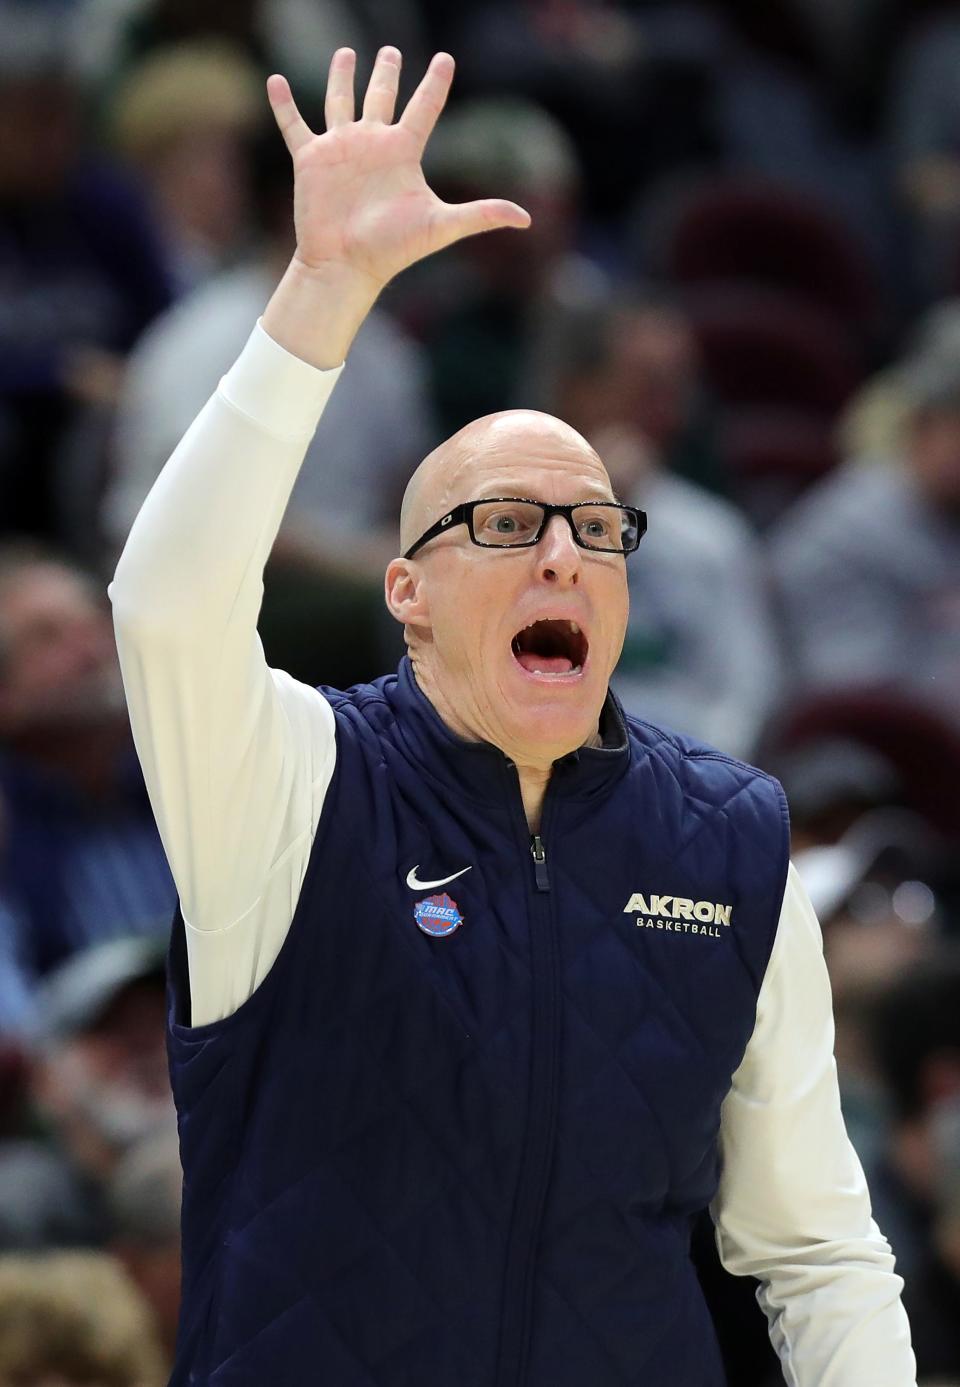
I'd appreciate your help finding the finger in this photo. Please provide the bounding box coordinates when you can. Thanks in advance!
[362,46,402,123]
[431,199,532,254]
[266,74,314,156]
[399,51,455,152]
[325,47,356,129]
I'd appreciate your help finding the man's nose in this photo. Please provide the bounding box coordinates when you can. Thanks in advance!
[536,514,581,585]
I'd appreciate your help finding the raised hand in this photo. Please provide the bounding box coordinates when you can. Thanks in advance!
[266,48,531,293]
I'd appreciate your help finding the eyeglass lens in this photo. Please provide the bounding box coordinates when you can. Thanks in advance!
[471,500,636,552]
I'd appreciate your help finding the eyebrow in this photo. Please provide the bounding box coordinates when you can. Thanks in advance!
[471,487,621,504]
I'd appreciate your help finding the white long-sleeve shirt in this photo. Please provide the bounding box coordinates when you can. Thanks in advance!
[107,319,917,1386]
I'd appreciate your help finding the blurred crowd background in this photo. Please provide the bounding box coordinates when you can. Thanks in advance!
[1,0,960,1381]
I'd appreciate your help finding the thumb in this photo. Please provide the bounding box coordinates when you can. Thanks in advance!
[430,198,532,253]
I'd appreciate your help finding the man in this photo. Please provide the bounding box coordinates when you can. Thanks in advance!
[549,300,780,758]
[0,935,175,1250]
[0,8,172,543]
[0,1248,168,1385]
[0,541,176,977]
[398,93,600,437]
[771,349,960,736]
[108,48,916,1386]
[867,953,960,1377]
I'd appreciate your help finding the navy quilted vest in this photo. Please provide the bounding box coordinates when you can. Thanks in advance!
[165,658,790,1386]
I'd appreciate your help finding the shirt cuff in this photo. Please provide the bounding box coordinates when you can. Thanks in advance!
[217,318,344,441]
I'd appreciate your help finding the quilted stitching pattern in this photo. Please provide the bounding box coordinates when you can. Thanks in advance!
[166,671,788,1386]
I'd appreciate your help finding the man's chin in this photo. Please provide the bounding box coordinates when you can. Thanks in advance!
[500,658,604,754]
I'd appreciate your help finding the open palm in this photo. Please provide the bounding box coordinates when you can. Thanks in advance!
[267,49,531,290]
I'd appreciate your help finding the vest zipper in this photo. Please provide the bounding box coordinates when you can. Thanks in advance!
[530,835,550,891]
[496,777,562,1387]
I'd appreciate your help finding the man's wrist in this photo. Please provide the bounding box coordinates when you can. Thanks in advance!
[261,255,383,370]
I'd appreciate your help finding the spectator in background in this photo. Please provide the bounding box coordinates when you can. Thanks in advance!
[71,0,427,111]
[840,297,960,462]
[445,0,717,223]
[556,289,726,494]
[0,1248,169,1384]
[0,790,40,1036]
[0,898,38,1038]
[0,936,173,1251]
[105,40,263,297]
[769,352,960,732]
[826,906,928,1172]
[102,113,436,690]
[768,737,904,855]
[869,953,960,1378]
[0,3,173,550]
[401,96,610,435]
[107,1125,183,1364]
[779,791,944,1172]
[0,541,175,978]
[890,8,960,302]
[552,298,781,758]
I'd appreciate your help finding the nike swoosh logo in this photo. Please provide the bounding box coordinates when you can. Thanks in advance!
[406,865,473,891]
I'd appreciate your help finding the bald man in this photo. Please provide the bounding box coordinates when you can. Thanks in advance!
[108,48,916,1387]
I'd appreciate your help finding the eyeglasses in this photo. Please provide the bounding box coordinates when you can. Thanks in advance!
[403,497,646,560]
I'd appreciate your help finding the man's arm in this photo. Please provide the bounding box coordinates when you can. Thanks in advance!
[108,48,529,1027]
[711,862,917,1385]
[107,322,342,1025]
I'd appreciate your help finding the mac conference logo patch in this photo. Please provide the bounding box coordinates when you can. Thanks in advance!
[413,892,464,937]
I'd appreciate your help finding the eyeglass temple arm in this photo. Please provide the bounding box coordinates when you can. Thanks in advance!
[402,504,468,560]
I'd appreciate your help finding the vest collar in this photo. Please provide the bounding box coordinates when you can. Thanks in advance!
[387,656,630,804]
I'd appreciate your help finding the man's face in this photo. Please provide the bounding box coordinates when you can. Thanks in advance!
[33,983,175,1178]
[909,408,960,516]
[388,412,630,763]
[0,77,78,198]
[0,563,125,736]
[607,307,698,449]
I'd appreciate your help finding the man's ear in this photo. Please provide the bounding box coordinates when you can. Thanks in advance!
[384,557,430,627]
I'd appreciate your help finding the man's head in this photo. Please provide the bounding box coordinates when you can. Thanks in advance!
[0,1249,168,1386]
[0,541,126,740]
[899,356,960,516]
[0,7,80,201]
[557,293,701,459]
[424,97,580,290]
[385,409,633,768]
[907,405,960,517]
[31,937,175,1181]
[107,40,262,263]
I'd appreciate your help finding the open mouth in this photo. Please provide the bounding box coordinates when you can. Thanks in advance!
[511,618,589,677]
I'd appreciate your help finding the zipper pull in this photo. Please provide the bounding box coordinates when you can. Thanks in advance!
[530,835,550,892]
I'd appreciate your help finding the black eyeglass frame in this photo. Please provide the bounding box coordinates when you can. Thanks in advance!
[402,497,647,560]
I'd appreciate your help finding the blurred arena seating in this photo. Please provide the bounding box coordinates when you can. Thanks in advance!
[1,0,960,1380]
[642,174,884,338]
[683,285,865,416]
